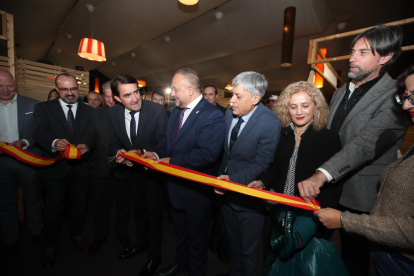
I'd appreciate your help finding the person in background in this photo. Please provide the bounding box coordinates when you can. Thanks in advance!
[203,85,227,114]
[47,89,59,101]
[0,69,44,263]
[315,64,414,276]
[250,81,345,276]
[152,90,170,118]
[87,91,102,109]
[32,72,94,268]
[266,95,278,111]
[215,71,281,276]
[298,25,410,276]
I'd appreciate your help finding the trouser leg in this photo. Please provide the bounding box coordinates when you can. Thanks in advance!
[68,172,90,238]
[145,177,163,261]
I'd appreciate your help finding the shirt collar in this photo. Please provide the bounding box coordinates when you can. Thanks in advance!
[59,98,78,108]
[0,93,18,107]
[235,105,258,121]
[185,94,203,110]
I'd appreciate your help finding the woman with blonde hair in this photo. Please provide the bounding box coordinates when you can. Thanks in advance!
[249,81,347,275]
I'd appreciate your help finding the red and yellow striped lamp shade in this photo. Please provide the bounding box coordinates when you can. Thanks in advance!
[78,38,106,62]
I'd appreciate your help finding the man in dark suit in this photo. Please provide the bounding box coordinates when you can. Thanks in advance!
[142,68,226,276]
[32,72,94,268]
[77,81,131,257]
[152,90,171,118]
[203,85,227,114]
[106,75,168,276]
[216,71,281,276]
[298,25,409,275]
[0,69,44,262]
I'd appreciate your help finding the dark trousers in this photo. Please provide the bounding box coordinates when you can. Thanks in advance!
[371,243,414,276]
[222,201,264,276]
[92,171,130,241]
[172,206,210,276]
[0,156,43,244]
[128,171,163,261]
[338,204,370,276]
[42,167,90,247]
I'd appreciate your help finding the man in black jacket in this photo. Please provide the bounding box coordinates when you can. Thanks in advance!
[77,81,131,256]
[32,73,93,268]
[107,75,168,276]
[203,85,227,114]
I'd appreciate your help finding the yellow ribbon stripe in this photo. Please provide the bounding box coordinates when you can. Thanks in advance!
[120,152,320,211]
[0,141,80,167]
[65,144,81,159]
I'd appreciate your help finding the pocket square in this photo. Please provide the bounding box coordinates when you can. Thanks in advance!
[25,112,33,114]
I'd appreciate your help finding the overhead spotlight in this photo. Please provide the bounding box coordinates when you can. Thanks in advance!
[112,61,116,66]
[215,11,223,20]
[57,49,62,54]
[67,33,73,40]
[165,88,172,94]
[164,36,171,42]
[86,3,95,13]
[337,22,347,31]
[131,53,136,58]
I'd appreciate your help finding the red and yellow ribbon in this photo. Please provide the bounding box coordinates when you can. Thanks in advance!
[0,142,80,166]
[119,152,320,211]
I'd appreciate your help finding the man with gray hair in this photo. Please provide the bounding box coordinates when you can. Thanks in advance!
[216,71,281,276]
[102,81,116,107]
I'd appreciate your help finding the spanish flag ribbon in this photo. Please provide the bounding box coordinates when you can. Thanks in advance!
[0,142,81,166]
[119,152,320,211]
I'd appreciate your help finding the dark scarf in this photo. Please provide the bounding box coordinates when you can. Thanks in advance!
[330,73,384,134]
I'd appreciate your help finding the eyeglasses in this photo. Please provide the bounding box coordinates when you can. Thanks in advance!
[395,94,414,105]
[57,87,79,93]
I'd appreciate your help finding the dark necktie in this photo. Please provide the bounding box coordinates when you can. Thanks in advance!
[67,105,74,132]
[130,111,137,145]
[171,108,188,144]
[230,117,244,151]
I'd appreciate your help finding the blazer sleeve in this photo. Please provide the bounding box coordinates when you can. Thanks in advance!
[321,96,409,181]
[259,149,279,190]
[230,118,281,185]
[150,106,168,151]
[81,108,98,151]
[32,103,59,155]
[169,109,225,170]
[20,99,40,148]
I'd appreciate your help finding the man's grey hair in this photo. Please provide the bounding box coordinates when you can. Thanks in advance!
[232,71,268,99]
[102,81,111,91]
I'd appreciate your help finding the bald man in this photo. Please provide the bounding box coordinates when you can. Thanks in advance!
[87,91,102,109]
[0,69,44,263]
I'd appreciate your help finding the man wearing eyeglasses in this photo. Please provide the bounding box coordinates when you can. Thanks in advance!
[298,25,410,275]
[32,72,94,268]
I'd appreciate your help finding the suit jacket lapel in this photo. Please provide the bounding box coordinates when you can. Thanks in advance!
[72,102,85,134]
[54,100,72,135]
[117,106,133,148]
[17,98,26,135]
[327,87,346,128]
[224,110,232,155]
[171,98,205,147]
[135,101,147,147]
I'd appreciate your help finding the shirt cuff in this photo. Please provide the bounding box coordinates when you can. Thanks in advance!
[317,168,333,182]
[153,152,160,160]
[51,139,58,152]
[21,139,30,150]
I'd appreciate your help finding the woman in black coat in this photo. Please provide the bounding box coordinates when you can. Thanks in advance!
[250,81,347,275]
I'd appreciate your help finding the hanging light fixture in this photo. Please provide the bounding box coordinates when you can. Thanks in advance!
[280,7,296,67]
[224,81,233,92]
[137,80,146,88]
[178,0,198,5]
[314,48,327,88]
[78,4,106,62]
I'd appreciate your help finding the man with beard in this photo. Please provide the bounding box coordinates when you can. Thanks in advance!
[32,73,94,268]
[298,25,410,275]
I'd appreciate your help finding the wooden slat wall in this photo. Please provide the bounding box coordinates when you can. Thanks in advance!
[16,58,89,102]
[0,55,10,71]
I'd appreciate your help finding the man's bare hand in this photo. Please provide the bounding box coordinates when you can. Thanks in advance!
[76,144,89,155]
[215,175,230,195]
[9,140,27,148]
[297,171,327,204]
[54,139,70,152]
[141,151,157,160]
[313,208,342,229]
[154,158,170,164]
[247,180,264,190]
[116,149,127,164]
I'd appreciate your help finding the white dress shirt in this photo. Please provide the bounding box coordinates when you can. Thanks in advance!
[124,108,140,144]
[51,99,79,150]
[181,94,203,127]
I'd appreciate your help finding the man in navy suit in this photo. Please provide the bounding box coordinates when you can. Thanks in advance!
[32,73,94,268]
[143,68,226,276]
[0,69,43,262]
[216,71,281,276]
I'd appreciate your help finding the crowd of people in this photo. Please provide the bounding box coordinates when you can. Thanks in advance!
[0,24,413,276]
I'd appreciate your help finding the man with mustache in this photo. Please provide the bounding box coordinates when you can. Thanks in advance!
[298,25,410,275]
[32,73,94,268]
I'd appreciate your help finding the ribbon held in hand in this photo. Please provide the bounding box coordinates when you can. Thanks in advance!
[0,142,81,166]
[119,152,320,211]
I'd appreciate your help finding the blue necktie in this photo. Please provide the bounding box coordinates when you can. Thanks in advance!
[67,105,74,132]
[230,117,244,151]
[130,111,137,145]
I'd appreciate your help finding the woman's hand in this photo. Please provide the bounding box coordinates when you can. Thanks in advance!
[313,208,342,229]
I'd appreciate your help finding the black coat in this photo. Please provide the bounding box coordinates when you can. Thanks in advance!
[260,124,342,209]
